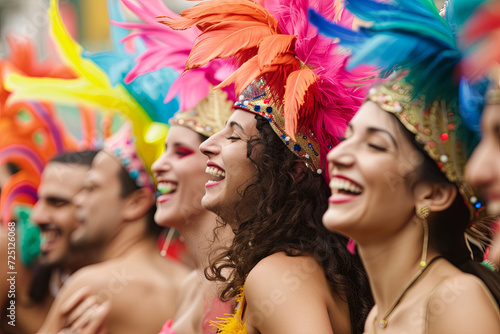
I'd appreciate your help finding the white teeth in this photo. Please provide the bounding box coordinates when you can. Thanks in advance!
[205,166,226,178]
[329,178,362,194]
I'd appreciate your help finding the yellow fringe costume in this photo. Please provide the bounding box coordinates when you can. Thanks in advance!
[212,287,248,334]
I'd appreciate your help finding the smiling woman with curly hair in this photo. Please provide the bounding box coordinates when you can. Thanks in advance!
[201,114,372,334]
[162,0,379,332]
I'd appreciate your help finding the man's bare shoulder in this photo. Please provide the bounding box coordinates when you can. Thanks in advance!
[56,260,129,296]
[61,252,187,295]
[50,252,187,333]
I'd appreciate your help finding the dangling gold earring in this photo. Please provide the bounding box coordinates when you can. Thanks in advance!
[416,206,430,267]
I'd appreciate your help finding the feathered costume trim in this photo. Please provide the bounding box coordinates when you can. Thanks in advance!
[112,0,235,112]
[310,0,461,103]
[0,28,99,224]
[211,287,248,334]
[0,35,75,107]
[161,0,377,169]
[310,0,489,243]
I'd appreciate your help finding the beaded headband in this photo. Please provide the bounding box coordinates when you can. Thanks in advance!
[234,78,323,173]
[369,80,484,219]
[169,89,234,138]
[103,122,155,192]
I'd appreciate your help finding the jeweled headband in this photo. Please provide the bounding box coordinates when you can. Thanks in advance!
[234,78,323,173]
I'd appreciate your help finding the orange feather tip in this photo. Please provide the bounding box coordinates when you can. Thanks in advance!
[257,34,296,69]
[163,0,279,33]
[283,68,317,141]
[186,21,277,68]
[216,56,263,95]
[157,16,193,31]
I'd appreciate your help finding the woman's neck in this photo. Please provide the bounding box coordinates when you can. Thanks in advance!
[357,219,439,314]
[180,210,233,270]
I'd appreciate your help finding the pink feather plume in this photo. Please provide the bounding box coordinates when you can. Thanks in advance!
[159,0,378,168]
[265,0,377,160]
[115,0,235,111]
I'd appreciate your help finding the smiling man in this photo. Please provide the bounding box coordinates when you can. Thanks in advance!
[32,150,99,271]
[0,150,98,334]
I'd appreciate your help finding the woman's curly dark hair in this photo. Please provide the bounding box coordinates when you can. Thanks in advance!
[206,115,373,334]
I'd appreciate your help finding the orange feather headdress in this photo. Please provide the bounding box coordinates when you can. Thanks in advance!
[162,0,377,174]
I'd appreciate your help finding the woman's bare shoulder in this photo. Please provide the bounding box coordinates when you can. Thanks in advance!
[426,273,500,334]
[243,253,334,333]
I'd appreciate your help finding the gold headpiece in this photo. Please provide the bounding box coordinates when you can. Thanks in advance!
[369,80,484,220]
[169,89,234,138]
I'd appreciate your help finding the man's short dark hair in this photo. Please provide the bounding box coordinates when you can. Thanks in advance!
[49,150,100,167]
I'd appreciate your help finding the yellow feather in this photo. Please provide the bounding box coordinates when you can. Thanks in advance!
[211,287,248,334]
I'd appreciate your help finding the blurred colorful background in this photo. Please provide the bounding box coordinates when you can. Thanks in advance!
[0,0,202,57]
[0,0,446,58]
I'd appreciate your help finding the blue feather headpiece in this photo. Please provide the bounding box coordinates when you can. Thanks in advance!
[446,0,490,137]
[310,0,487,221]
[309,0,461,102]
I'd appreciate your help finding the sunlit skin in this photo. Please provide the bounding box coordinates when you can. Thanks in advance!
[31,163,89,267]
[324,101,500,334]
[1,162,92,333]
[199,109,260,226]
[466,104,500,215]
[466,103,500,267]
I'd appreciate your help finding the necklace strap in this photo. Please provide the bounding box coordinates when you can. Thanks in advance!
[378,255,444,329]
